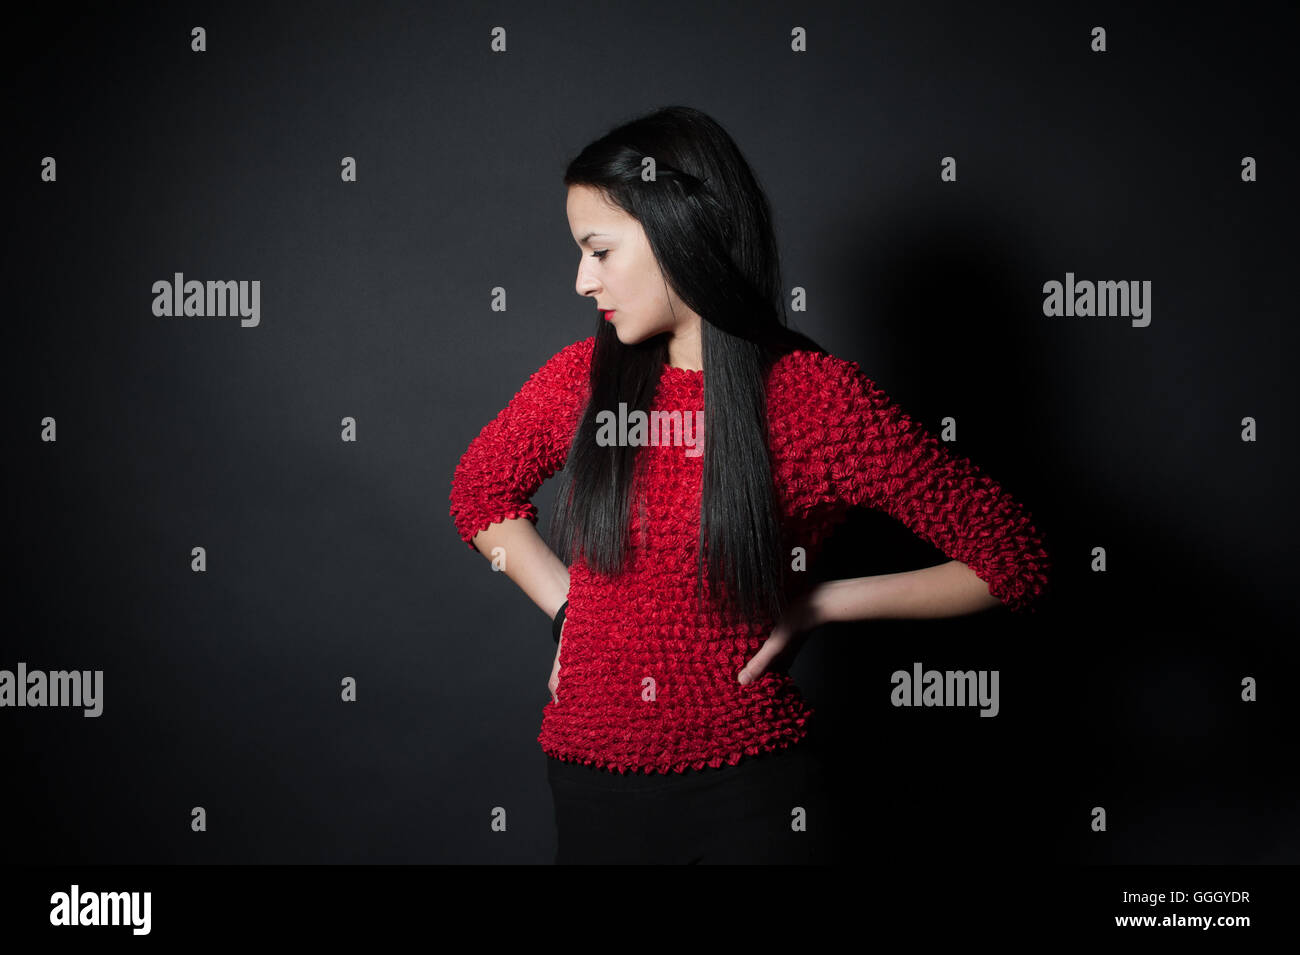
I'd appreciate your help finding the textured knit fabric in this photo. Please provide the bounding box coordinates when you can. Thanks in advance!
[449,335,1050,774]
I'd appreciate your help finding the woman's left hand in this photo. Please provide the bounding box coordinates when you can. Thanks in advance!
[737,588,822,684]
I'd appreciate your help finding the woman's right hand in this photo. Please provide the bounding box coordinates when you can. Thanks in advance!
[548,622,565,703]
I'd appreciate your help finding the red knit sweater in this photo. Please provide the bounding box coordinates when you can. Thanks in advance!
[449,336,1050,774]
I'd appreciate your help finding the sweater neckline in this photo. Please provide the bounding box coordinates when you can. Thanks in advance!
[662,363,703,378]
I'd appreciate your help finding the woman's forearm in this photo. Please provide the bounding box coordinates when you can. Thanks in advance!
[810,560,1004,623]
[470,517,571,620]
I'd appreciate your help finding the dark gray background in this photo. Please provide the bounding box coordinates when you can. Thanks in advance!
[4,1,1296,864]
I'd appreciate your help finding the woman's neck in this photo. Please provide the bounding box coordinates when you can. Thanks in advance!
[665,322,703,371]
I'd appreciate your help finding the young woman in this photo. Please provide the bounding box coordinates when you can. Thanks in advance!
[449,105,1051,864]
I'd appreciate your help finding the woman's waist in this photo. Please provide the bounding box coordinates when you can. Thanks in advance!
[562,588,774,639]
[547,655,803,707]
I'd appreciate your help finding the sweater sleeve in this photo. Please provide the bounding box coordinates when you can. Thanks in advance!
[813,355,1051,612]
[448,336,594,550]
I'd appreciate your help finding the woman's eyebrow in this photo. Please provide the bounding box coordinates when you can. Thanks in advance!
[576,231,613,245]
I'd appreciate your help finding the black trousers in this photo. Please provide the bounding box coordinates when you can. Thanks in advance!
[546,729,835,864]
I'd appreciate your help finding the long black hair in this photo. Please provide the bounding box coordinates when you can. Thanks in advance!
[547,105,827,625]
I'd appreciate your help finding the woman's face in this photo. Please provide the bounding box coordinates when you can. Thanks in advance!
[566,184,698,346]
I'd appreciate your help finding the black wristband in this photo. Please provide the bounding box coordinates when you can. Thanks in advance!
[552,600,568,643]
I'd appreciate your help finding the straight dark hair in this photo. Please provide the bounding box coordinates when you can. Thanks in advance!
[547,105,827,625]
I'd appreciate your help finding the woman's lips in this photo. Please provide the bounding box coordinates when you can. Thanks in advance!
[603,310,616,321]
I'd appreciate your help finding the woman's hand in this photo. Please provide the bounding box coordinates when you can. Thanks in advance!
[548,621,565,703]
[737,589,822,684]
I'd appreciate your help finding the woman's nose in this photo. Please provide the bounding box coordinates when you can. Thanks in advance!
[576,270,600,296]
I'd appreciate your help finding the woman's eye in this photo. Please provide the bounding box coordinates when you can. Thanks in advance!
[590,250,608,260]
